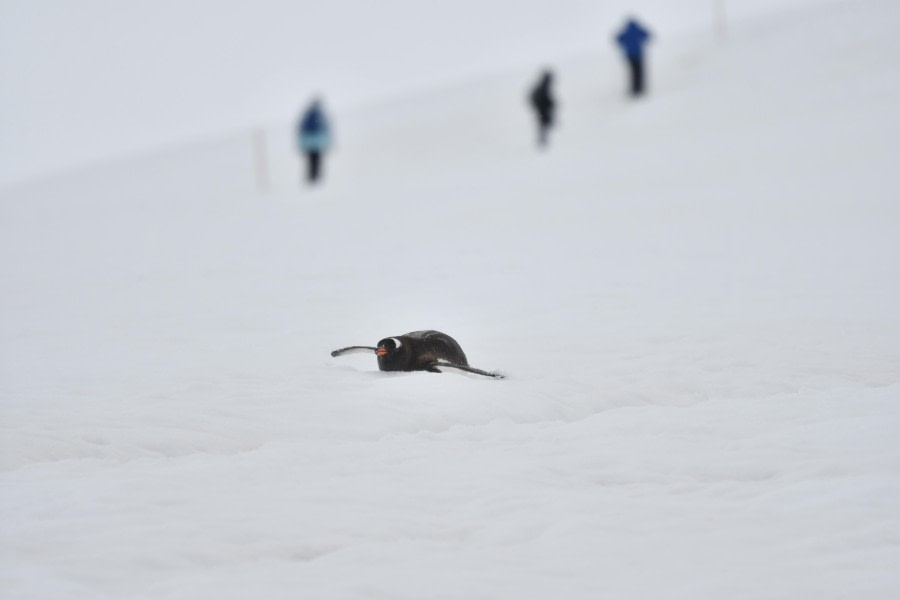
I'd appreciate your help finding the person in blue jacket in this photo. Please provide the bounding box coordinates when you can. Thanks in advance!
[615,18,652,97]
[297,99,332,184]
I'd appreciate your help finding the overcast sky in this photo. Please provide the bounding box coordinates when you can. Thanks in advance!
[0,0,824,187]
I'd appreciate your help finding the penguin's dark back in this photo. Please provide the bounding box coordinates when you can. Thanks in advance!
[378,330,469,371]
[407,331,468,366]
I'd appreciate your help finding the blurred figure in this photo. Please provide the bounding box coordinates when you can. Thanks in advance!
[615,18,652,97]
[297,99,332,184]
[528,70,556,148]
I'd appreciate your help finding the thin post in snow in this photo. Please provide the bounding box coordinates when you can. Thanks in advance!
[715,0,727,44]
[252,128,269,193]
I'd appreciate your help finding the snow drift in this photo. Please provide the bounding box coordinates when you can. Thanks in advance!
[1,1,899,598]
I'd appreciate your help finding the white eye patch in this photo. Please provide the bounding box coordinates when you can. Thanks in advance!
[390,338,403,349]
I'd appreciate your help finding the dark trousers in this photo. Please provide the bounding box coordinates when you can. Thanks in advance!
[537,113,553,147]
[628,57,645,96]
[306,151,322,183]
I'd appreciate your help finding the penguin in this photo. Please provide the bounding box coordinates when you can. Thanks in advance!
[330,330,504,378]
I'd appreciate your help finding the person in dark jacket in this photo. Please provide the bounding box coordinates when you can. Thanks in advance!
[528,70,556,148]
[297,99,332,184]
[615,18,652,97]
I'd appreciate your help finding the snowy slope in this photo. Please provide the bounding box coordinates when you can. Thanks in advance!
[2,1,900,598]
[1,0,831,187]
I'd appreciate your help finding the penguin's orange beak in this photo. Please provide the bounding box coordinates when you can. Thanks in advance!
[376,348,388,357]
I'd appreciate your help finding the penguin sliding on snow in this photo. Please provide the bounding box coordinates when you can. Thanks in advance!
[331,330,504,379]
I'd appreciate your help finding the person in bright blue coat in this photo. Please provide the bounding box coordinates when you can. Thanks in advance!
[297,99,332,184]
[615,18,652,97]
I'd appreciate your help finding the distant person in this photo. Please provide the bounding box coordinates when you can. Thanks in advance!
[528,70,556,148]
[615,18,652,97]
[297,99,332,184]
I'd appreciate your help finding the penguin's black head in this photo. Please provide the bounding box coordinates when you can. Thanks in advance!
[375,337,406,370]
[376,337,402,357]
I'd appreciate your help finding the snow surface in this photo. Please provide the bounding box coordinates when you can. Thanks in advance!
[2,0,900,597]
[0,0,832,187]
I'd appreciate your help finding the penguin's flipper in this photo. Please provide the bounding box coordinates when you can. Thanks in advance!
[430,362,505,379]
[331,346,377,357]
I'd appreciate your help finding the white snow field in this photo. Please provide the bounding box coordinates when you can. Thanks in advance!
[2,1,900,598]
